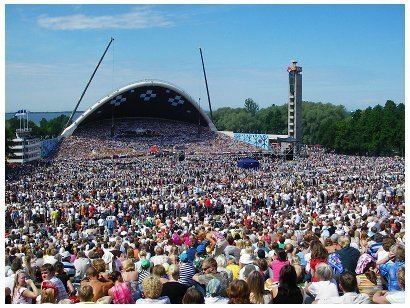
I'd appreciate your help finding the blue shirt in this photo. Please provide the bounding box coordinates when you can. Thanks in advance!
[297,252,307,266]
[380,261,404,291]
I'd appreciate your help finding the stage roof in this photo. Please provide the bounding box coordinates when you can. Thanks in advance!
[61,79,216,137]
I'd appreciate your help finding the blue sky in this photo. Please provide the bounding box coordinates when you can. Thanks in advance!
[5,4,405,112]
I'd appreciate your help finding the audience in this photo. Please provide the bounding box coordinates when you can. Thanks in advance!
[4,118,405,305]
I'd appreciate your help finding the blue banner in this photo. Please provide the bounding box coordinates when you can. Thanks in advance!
[233,133,271,150]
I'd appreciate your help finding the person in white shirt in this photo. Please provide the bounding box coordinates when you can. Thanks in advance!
[375,237,395,265]
[150,246,170,266]
[305,263,338,303]
[316,272,370,304]
[73,251,91,281]
[304,251,312,274]
[98,217,106,235]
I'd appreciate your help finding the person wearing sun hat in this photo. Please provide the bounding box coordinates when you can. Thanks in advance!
[239,253,254,267]
[238,253,259,281]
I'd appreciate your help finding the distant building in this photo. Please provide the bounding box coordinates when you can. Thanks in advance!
[7,114,41,163]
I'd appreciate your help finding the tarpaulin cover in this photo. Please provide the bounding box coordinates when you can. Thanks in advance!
[237,158,259,169]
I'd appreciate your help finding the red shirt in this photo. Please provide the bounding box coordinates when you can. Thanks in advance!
[310,258,328,282]
[89,206,95,217]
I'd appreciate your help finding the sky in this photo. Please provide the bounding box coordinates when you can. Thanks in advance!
[5,4,405,113]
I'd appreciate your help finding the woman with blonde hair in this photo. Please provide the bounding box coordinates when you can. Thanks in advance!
[12,270,39,304]
[152,264,169,284]
[136,276,170,304]
[121,259,139,301]
[78,285,95,303]
[236,240,246,251]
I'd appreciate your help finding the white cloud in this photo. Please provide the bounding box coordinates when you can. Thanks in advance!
[6,62,61,76]
[37,7,175,30]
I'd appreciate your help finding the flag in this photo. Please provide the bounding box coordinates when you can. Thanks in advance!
[14,110,27,117]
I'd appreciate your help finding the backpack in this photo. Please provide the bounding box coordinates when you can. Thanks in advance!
[328,252,345,276]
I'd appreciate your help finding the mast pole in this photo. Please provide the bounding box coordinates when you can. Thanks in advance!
[199,47,213,122]
[63,37,114,131]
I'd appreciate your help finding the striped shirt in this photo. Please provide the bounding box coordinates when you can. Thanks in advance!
[179,262,196,286]
[138,269,150,284]
[62,261,76,278]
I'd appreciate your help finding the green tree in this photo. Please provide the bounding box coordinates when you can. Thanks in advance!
[244,98,259,116]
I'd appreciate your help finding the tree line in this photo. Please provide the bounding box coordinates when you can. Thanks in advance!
[6,114,70,141]
[212,99,404,157]
[5,100,404,157]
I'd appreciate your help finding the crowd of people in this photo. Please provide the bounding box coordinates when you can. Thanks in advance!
[5,118,405,304]
[57,119,259,160]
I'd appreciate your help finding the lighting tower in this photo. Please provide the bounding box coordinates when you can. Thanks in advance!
[287,60,302,155]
